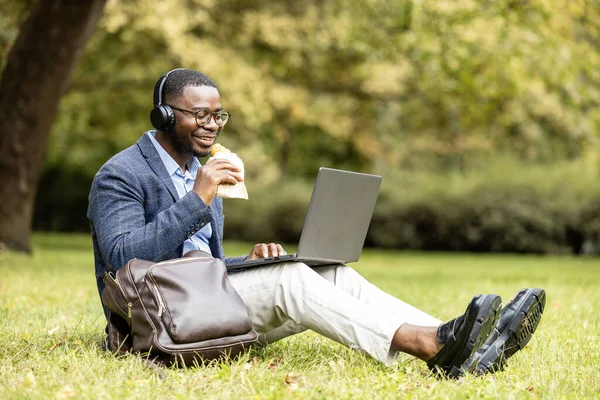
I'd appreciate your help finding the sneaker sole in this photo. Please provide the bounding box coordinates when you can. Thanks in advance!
[477,288,546,373]
[446,294,502,379]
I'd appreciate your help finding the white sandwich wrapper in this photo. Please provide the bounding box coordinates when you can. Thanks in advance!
[208,144,248,199]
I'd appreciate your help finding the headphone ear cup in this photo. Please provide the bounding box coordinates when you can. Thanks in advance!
[150,104,175,131]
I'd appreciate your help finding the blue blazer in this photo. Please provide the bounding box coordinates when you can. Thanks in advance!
[87,133,245,299]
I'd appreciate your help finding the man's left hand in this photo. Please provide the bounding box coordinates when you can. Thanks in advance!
[246,243,287,260]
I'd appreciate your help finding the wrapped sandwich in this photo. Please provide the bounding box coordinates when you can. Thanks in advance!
[208,144,249,199]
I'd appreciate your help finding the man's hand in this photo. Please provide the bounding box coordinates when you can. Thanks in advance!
[193,159,243,206]
[246,243,287,261]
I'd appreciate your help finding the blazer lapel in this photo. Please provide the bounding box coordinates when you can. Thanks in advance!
[137,133,179,201]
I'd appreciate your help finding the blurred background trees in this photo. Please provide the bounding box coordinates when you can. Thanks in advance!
[0,0,106,252]
[1,0,599,254]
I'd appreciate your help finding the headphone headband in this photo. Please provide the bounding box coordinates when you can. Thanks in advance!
[153,68,185,106]
[150,68,185,131]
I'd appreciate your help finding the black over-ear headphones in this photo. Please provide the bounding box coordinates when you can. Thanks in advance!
[150,68,185,131]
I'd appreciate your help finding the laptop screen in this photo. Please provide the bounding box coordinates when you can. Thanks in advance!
[296,168,382,263]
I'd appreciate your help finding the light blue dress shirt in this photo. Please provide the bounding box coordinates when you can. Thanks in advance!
[146,131,213,255]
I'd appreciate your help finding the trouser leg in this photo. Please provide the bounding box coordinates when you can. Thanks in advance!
[313,264,442,327]
[228,262,440,364]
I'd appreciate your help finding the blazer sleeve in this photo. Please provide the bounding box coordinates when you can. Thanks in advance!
[214,199,247,265]
[88,161,212,271]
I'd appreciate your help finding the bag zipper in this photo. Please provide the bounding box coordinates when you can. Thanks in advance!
[114,278,133,319]
[152,282,166,317]
[107,271,133,320]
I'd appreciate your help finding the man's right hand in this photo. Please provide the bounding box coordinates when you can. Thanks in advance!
[246,243,287,260]
[193,159,243,206]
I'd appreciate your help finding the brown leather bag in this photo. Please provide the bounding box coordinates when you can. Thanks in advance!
[101,255,257,366]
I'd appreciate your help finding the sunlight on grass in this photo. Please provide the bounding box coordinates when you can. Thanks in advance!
[0,233,599,399]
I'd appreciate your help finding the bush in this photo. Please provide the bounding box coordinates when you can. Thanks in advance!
[223,160,600,255]
[34,159,600,255]
[368,161,600,254]
[222,179,312,244]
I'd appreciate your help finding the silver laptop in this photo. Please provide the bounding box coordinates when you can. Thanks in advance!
[226,167,382,271]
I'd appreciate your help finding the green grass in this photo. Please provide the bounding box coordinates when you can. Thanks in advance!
[1,233,599,399]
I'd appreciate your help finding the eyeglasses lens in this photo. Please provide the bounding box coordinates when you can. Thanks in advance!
[196,110,229,127]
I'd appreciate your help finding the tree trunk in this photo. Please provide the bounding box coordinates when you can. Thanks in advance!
[0,0,106,253]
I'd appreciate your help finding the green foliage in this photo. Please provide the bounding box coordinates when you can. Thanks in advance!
[0,0,36,68]
[2,0,600,253]
[377,160,600,254]
[33,166,93,232]
[223,179,312,245]
[221,159,600,255]
[42,0,600,178]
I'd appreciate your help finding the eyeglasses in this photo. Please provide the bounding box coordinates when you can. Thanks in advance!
[168,106,231,127]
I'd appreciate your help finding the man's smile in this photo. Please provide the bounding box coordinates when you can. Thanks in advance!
[193,134,216,146]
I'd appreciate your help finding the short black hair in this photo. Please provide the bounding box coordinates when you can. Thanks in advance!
[163,69,217,103]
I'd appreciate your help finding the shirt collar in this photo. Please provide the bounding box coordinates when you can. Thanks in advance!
[146,130,201,178]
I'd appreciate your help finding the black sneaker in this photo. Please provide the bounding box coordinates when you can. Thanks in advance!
[427,293,502,379]
[462,288,546,374]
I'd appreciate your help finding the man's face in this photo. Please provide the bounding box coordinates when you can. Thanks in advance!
[169,85,222,158]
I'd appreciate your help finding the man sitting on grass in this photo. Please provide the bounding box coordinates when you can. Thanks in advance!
[87,68,546,378]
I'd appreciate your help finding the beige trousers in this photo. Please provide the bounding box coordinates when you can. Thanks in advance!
[227,262,442,365]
